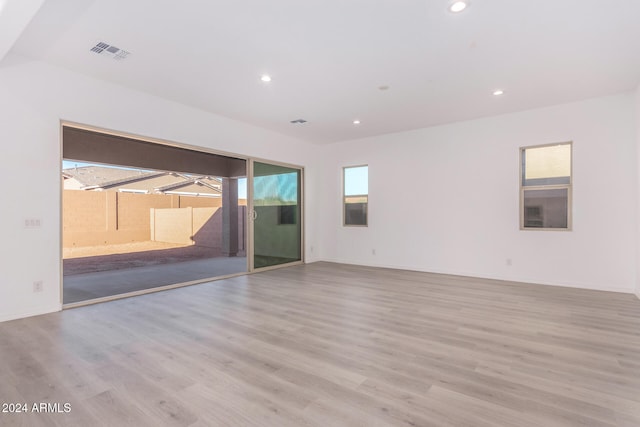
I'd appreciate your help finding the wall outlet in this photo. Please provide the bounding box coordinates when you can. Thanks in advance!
[33,280,43,293]
[506,258,512,266]
[372,248,376,255]
[310,245,314,253]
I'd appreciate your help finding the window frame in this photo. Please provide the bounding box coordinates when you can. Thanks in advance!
[519,141,572,231]
[343,164,368,227]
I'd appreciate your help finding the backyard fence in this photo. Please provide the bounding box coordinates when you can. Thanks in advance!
[63,190,245,250]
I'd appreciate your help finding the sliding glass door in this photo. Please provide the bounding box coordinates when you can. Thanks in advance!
[61,125,248,305]
[251,161,303,270]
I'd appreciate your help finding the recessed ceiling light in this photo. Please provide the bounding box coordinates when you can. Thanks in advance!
[290,119,307,124]
[493,89,504,96]
[261,75,272,82]
[449,1,468,13]
[353,120,361,125]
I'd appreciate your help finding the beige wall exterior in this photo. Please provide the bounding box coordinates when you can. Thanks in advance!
[150,206,246,250]
[63,190,243,248]
[150,206,194,245]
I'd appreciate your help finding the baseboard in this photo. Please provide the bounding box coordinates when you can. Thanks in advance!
[0,305,61,323]
[316,258,634,295]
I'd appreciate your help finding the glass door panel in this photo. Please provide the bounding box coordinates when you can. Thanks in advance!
[252,161,302,269]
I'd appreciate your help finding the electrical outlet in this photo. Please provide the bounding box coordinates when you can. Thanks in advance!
[33,281,43,293]
[506,258,512,266]
[310,245,314,253]
[372,248,376,255]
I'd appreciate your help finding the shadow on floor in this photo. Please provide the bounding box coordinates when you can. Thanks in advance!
[64,245,246,275]
[63,255,247,304]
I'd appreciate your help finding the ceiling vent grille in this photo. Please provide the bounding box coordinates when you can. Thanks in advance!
[90,42,130,60]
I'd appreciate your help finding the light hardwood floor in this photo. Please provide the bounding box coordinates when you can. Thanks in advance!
[1,262,640,426]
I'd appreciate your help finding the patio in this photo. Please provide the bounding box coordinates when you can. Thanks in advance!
[63,242,247,304]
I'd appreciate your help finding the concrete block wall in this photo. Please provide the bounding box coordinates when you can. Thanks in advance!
[62,190,232,247]
[151,206,246,250]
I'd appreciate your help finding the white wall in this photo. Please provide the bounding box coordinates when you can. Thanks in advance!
[0,53,321,322]
[636,86,640,298]
[1,53,636,323]
[318,93,638,293]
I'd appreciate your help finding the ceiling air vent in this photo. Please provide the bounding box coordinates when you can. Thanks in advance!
[90,42,130,60]
[290,119,307,124]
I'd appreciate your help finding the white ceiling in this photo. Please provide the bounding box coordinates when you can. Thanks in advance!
[8,0,640,144]
[0,0,44,62]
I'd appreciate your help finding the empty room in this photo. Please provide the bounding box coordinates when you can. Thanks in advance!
[1,1,640,426]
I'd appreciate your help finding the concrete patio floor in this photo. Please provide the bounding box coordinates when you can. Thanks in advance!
[63,256,247,304]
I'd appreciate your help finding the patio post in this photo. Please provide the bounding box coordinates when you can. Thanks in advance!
[221,177,239,257]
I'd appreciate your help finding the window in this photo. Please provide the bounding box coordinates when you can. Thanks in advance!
[277,205,296,225]
[343,165,368,226]
[520,142,572,230]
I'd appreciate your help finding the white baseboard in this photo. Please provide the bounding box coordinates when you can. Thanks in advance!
[315,258,634,295]
[0,305,61,323]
